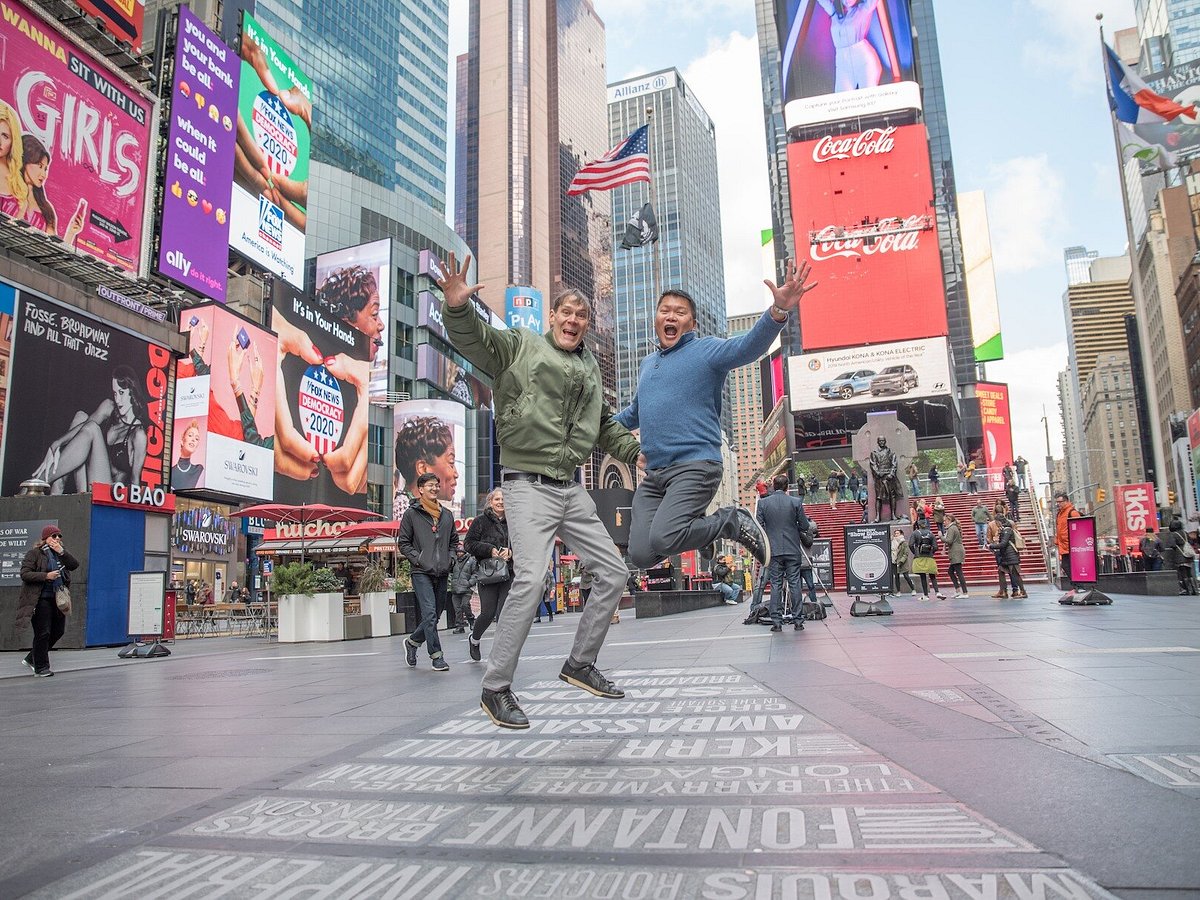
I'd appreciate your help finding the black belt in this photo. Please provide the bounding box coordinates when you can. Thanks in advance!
[502,472,574,488]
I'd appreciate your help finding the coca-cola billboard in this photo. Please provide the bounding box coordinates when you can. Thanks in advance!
[788,124,949,351]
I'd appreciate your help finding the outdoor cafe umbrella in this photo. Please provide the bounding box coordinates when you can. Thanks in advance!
[232,503,384,562]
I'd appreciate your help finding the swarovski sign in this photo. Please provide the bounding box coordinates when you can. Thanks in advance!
[812,127,897,163]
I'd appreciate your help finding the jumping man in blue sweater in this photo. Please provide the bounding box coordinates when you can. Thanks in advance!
[616,259,818,569]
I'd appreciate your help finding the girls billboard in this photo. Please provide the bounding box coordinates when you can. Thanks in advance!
[1,292,171,497]
[0,0,154,275]
[173,304,277,500]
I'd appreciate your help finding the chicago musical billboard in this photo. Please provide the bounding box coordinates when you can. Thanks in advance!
[788,124,948,351]
[0,0,154,275]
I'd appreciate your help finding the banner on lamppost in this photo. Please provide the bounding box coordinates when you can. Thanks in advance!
[1115,482,1156,553]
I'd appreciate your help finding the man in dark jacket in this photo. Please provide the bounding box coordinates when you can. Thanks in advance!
[18,525,79,677]
[1139,528,1164,572]
[756,474,813,632]
[398,473,460,671]
[437,254,641,728]
[448,549,476,633]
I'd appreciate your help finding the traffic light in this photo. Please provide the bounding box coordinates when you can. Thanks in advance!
[1096,488,1106,503]
[1168,490,1177,507]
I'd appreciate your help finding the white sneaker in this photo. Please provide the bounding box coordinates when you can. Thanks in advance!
[959,592,970,598]
[935,593,947,600]
[725,599,739,605]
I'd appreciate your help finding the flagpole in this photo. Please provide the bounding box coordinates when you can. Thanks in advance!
[645,106,662,301]
[1099,15,1170,509]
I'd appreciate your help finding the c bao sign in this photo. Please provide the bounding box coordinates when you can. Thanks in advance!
[1115,482,1156,553]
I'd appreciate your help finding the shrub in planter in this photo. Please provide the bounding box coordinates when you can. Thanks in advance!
[311,567,344,593]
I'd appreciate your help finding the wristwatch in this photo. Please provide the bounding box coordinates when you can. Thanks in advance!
[769,304,789,322]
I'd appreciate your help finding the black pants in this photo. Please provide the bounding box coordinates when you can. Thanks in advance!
[948,562,967,593]
[25,596,66,672]
[471,580,510,641]
[891,568,914,594]
[918,573,941,596]
[1177,565,1197,594]
[1004,565,1025,594]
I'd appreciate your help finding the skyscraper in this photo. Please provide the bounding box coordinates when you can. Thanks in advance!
[728,313,767,508]
[1064,246,1100,287]
[607,70,727,424]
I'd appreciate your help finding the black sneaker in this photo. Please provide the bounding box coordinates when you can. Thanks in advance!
[405,639,418,668]
[794,621,805,631]
[453,626,465,634]
[34,669,54,677]
[732,507,771,568]
[770,624,783,632]
[432,656,449,672]
[469,637,481,662]
[481,688,529,729]
[21,657,33,672]
[559,661,625,699]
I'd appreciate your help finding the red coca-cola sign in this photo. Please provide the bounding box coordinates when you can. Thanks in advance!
[789,123,948,351]
[811,127,896,163]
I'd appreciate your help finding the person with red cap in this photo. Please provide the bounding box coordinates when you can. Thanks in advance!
[17,525,79,677]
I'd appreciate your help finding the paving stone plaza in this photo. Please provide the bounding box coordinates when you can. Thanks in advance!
[2,587,1198,899]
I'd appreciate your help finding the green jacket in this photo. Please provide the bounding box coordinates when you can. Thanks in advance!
[443,300,640,480]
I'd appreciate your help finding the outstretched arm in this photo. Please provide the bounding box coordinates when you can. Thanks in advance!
[709,258,819,370]
[436,252,521,377]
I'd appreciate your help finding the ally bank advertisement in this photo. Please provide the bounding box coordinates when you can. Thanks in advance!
[157,7,239,301]
[0,0,153,275]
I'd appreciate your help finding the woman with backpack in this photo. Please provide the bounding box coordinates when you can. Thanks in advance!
[890,528,915,596]
[464,488,514,661]
[990,515,1027,598]
[909,516,946,600]
[943,513,969,598]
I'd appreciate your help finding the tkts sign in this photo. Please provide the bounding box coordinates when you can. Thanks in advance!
[788,123,949,352]
[1115,482,1156,552]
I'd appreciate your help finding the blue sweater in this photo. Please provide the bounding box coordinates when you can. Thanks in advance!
[615,311,784,468]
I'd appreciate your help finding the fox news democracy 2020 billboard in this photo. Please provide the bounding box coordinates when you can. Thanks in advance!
[173,304,277,500]
[1,291,171,497]
[314,240,391,403]
[775,0,917,123]
[229,12,311,287]
[788,124,948,351]
[0,0,154,275]
[787,337,952,413]
[156,7,240,302]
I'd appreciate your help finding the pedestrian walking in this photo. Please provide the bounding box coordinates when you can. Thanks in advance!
[398,473,459,672]
[890,527,915,595]
[965,460,979,493]
[1005,477,1021,523]
[438,253,641,729]
[579,565,594,606]
[944,513,969,597]
[17,525,79,677]
[932,495,946,534]
[826,470,840,509]
[956,461,967,494]
[991,515,1027,598]
[464,488,513,661]
[837,470,849,501]
[1139,528,1164,572]
[909,517,946,600]
[906,461,920,496]
[448,548,477,634]
[1015,456,1028,490]
[756,474,814,631]
[971,499,990,549]
[535,567,556,622]
[1054,492,1081,581]
[986,511,1010,598]
[1165,518,1198,594]
[928,464,940,496]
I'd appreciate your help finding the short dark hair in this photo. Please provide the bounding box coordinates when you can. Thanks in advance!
[772,474,790,492]
[415,472,440,489]
[395,416,453,485]
[1055,491,1069,501]
[658,289,696,318]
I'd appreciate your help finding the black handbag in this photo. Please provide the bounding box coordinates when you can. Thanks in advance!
[475,557,509,585]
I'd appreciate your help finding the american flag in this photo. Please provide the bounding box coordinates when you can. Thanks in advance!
[567,125,651,196]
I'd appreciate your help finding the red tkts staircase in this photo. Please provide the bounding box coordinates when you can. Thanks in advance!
[801,488,1049,592]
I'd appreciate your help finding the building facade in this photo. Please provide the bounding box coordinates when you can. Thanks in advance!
[607,70,728,423]
[1058,369,1088,504]
[728,313,767,509]
[1081,353,1147,537]
[1064,246,1100,287]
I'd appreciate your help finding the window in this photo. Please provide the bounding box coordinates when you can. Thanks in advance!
[369,424,387,466]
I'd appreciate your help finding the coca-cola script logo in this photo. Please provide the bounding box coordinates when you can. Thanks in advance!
[812,127,897,164]
[810,215,925,261]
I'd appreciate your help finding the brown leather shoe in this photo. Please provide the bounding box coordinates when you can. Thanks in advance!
[1013,590,1029,598]
[991,591,1009,599]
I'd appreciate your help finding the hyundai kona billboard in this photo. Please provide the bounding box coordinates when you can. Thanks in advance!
[787,336,952,413]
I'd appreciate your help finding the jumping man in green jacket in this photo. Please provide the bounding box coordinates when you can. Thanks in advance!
[436,253,641,729]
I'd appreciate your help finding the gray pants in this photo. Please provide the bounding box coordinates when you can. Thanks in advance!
[483,478,627,692]
[628,461,737,569]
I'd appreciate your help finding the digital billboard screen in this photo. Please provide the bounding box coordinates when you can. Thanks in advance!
[269,279,371,508]
[77,0,145,53]
[229,12,311,287]
[788,124,948,351]
[788,336,951,413]
[795,395,954,450]
[0,0,153,275]
[392,399,466,520]
[315,239,391,403]
[959,191,1004,363]
[416,344,493,411]
[1126,61,1200,163]
[173,304,277,499]
[2,292,171,497]
[976,382,1013,472]
[775,0,915,111]
[505,286,543,333]
[157,7,239,301]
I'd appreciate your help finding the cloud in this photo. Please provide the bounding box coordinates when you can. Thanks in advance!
[682,32,773,317]
[1020,0,1136,91]
[984,341,1069,492]
[982,155,1069,274]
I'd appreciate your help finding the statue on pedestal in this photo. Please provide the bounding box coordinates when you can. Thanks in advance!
[869,436,903,523]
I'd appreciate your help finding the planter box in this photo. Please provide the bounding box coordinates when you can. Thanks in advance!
[343,614,372,640]
[278,592,345,642]
[395,591,418,634]
[361,591,393,638]
[389,612,407,634]
[634,590,724,619]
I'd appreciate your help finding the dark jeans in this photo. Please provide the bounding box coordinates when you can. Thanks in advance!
[407,572,447,659]
[892,567,914,594]
[450,591,473,627]
[948,562,967,593]
[765,556,805,626]
[537,593,555,619]
[471,580,510,640]
[628,461,734,569]
[1004,564,1025,594]
[25,596,66,672]
[1177,565,1198,594]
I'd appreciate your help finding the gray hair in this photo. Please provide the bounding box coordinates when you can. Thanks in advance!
[486,488,504,508]
[552,288,593,319]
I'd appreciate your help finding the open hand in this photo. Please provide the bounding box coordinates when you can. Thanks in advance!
[764,258,818,312]
[435,252,484,308]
